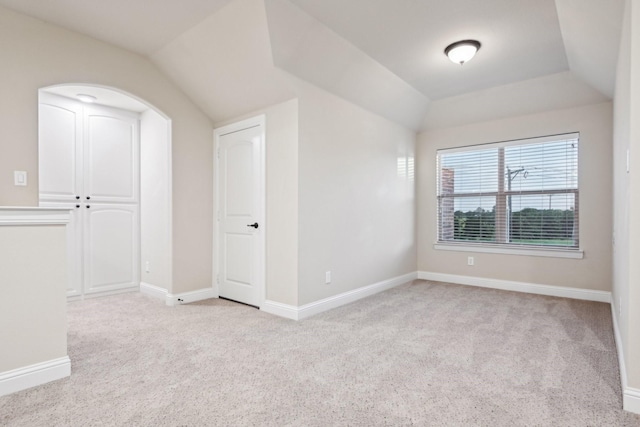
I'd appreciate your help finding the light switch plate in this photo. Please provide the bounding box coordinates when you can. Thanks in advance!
[14,171,27,186]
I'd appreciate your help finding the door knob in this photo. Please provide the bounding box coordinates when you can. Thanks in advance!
[247,223,259,229]
[86,196,90,200]
[86,205,91,209]
[76,205,80,208]
[75,196,80,200]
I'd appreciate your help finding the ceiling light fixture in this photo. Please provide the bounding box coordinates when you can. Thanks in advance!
[76,94,97,103]
[444,40,481,65]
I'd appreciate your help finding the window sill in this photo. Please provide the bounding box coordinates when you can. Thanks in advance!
[433,243,584,259]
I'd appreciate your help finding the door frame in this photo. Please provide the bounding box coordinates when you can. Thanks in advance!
[213,115,266,307]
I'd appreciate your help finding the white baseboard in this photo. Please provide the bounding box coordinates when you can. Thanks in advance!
[140,282,216,306]
[261,300,299,320]
[624,388,640,414]
[0,356,71,397]
[611,300,640,414]
[166,287,218,306]
[140,282,168,300]
[261,272,418,321]
[418,271,611,303]
[298,272,418,319]
[67,286,138,302]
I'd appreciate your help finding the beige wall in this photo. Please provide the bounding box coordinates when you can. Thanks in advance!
[613,0,640,392]
[418,102,613,291]
[218,82,418,307]
[613,0,632,377]
[0,7,213,294]
[0,225,67,372]
[297,81,417,305]
[140,109,172,290]
[627,0,640,391]
[264,100,299,306]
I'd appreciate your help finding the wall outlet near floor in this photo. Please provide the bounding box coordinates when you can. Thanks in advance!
[145,261,150,273]
[14,171,27,186]
[325,271,331,284]
[467,256,474,266]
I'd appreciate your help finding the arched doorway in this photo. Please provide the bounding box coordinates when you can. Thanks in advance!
[38,84,172,300]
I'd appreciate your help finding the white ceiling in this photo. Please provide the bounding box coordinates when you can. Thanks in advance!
[288,0,570,100]
[0,0,625,130]
[0,0,235,55]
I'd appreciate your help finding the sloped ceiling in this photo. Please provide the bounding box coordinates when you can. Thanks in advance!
[555,0,625,98]
[151,0,295,124]
[0,0,625,131]
[0,0,235,55]
[264,0,429,130]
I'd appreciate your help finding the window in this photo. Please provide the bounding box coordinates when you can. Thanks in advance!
[437,133,579,252]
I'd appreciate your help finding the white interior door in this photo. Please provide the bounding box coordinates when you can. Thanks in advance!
[84,203,139,294]
[216,118,264,307]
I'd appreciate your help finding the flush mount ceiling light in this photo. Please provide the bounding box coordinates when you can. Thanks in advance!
[76,94,97,103]
[444,40,481,65]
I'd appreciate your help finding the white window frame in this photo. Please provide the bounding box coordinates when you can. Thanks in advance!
[434,133,583,259]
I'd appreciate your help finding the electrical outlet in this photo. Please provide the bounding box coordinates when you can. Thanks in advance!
[14,171,27,186]
[325,271,331,284]
[467,256,474,266]
[145,261,150,273]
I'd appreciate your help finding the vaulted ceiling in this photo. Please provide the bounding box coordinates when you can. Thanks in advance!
[0,0,625,130]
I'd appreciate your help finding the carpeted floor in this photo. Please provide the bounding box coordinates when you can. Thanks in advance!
[1,280,639,426]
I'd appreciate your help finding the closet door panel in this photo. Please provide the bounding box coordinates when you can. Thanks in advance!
[40,201,84,298]
[84,107,139,203]
[84,204,139,294]
[38,94,83,202]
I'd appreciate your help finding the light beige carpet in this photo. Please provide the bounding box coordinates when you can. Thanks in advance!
[1,280,639,426]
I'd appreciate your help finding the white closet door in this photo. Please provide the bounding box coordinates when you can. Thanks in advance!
[39,94,141,299]
[38,94,83,202]
[83,203,139,295]
[84,106,139,203]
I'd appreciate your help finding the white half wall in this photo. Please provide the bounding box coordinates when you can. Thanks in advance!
[0,208,70,395]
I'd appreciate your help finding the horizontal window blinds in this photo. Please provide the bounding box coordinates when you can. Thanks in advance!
[437,134,579,249]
